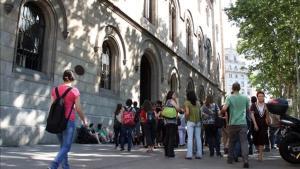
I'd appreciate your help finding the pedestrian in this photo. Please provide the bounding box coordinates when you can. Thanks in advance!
[248,96,257,155]
[221,82,250,168]
[120,99,136,152]
[221,104,229,155]
[113,104,123,148]
[184,90,202,160]
[177,113,186,146]
[163,91,181,158]
[142,100,156,152]
[48,69,88,169]
[201,94,222,157]
[250,91,271,161]
[132,101,141,145]
[155,100,165,147]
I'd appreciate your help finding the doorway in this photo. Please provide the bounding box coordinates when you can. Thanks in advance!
[140,55,152,105]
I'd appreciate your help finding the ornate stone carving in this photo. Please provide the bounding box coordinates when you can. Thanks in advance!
[4,3,14,14]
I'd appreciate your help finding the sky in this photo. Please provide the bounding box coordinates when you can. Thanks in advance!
[223,0,239,49]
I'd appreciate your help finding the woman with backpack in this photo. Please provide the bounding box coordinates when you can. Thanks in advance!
[142,100,156,152]
[184,91,202,159]
[120,99,136,152]
[48,69,88,169]
[163,91,181,158]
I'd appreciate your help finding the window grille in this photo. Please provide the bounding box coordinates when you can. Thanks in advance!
[16,2,45,71]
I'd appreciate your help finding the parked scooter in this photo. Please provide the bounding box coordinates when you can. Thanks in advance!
[266,99,300,164]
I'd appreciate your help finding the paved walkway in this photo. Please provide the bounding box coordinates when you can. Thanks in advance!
[1,144,299,169]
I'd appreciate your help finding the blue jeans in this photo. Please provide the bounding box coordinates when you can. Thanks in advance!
[50,121,75,169]
[186,121,202,158]
[120,126,133,151]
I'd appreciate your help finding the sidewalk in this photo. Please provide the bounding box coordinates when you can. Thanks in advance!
[0,144,298,169]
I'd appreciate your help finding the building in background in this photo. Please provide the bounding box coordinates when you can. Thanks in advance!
[0,0,224,145]
[224,47,255,97]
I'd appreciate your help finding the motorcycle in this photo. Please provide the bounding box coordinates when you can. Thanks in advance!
[266,99,300,164]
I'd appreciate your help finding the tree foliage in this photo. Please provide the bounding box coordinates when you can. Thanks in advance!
[226,0,300,98]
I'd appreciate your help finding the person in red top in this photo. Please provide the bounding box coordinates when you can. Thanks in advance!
[48,69,88,169]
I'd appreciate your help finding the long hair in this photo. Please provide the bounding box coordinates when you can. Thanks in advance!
[142,100,152,112]
[186,90,197,105]
[205,94,214,107]
[166,91,174,103]
[114,103,123,115]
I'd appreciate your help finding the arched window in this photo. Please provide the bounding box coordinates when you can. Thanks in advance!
[169,0,176,42]
[205,39,212,73]
[186,79,195,93]
[198,33,203,67]
[100,41,112,89]
[186,20,192,56]
[144,0,156,23]
[170,73,178,92]
[16,2,45,71]
[199,85,205,103]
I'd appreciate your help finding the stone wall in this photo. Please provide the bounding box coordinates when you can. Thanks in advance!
[0,0,223,146]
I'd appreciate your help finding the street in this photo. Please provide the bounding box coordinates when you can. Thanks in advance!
[1,144,299,169]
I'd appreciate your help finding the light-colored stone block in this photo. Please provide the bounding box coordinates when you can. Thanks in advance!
[0,45,14,61]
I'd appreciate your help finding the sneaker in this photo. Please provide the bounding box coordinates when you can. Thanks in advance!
[195,156,202,159]
[185,157,192,160]
[243,162,249,168]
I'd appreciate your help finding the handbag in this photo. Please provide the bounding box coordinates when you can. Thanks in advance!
[161,107,177,118]
[206,104,224,128]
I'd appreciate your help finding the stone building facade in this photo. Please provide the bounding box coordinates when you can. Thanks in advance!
[0,0,224,146]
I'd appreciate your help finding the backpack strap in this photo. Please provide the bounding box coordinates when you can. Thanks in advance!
[55,87,60,98]
[55,87,72,98]
[61,87,73,98]
[66,102,75,121]
[55,87,73,121]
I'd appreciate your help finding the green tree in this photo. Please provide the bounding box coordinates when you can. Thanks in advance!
[226,0,300,100]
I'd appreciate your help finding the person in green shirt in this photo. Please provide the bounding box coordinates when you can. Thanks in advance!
[184,90,202,159]
[221,82,250,168]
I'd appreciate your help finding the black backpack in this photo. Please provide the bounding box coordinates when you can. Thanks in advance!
[46,87,73,134]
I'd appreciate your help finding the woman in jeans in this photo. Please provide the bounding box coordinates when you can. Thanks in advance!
[184,91,202,159]
[48,69,88,169]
